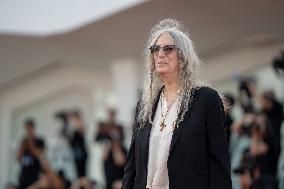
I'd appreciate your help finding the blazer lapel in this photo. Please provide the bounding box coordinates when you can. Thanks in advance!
[169,88,197,156]
[168,113,185,156]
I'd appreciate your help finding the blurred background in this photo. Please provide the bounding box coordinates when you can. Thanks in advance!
[0,0,283,189]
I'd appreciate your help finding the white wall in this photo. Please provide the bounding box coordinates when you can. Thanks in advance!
[111,59,140,146]
[200,43,284,83]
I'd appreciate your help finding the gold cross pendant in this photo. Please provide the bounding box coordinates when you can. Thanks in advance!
[160,122,166,131]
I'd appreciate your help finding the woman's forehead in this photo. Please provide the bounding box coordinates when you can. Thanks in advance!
[156,33,175,45]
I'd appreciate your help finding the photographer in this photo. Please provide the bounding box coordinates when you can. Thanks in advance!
[95,121,110,143]
[68,110,88,179]
[95,108,125,144]
[16,119,45,189]
[249,113,277,177]
[102,124,126,189]
[248,84,283,175]
[232,112,278,187]
[239,79,255,114]
[234,155,276,189]
[26,159,64,189]
[236,113,277,173]
[223,94,235,145]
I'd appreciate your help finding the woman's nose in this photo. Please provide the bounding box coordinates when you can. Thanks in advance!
[157,50,166,58]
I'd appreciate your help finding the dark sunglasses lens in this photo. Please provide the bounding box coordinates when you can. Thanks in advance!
[150,45,160,54]
[163,45,175,54]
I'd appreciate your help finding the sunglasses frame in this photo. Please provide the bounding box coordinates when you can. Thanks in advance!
[149,44,177,56]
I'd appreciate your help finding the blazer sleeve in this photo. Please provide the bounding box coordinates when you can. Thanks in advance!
[121,102,139,189]
[206,90,232,189]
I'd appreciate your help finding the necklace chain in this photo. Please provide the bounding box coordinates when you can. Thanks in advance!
[160,88,181,131]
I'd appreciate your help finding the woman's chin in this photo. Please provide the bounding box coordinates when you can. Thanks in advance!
[156,68,170,75]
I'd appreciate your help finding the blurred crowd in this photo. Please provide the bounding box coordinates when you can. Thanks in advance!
[225,79,283,189]
[6,109,127,189]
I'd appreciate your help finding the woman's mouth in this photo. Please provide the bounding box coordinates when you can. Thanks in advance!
[157,61,168,65]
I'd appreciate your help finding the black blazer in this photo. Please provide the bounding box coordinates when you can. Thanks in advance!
[122,86,232,189]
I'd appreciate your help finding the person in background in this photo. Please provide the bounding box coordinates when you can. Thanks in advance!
[224,93,235,145]
[68,110,88,180]
[26,159,64,189]
[248,84,283,176]
[16,119,45,189]
[95,121,110,143]
[107,108,125,143]
[103,123,127,189]
[249,113,278,178]
[95,109,125,144]
[234,154,276,189]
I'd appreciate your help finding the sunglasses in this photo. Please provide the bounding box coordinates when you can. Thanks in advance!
[149,44,177,56]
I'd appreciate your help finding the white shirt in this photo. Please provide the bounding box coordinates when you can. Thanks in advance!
[146,93,180,189]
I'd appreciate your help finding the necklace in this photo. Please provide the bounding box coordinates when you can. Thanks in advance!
[160,89,181,131]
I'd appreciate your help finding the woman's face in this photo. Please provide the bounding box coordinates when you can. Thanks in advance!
[153,33,180,75]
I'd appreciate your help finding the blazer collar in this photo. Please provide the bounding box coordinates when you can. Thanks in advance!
[169,87,197,156]
[151,85,164,121]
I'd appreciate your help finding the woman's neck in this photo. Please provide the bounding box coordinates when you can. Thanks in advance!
[162,76,182,102]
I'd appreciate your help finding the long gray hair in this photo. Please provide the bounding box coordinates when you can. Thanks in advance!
[138,18,207,127]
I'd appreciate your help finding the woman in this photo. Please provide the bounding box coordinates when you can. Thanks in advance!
[122,19,232,189]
